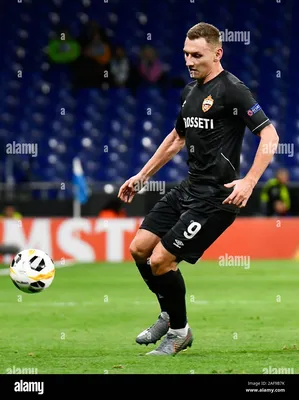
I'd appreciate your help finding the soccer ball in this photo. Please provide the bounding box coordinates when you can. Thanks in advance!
[9,249,55,294]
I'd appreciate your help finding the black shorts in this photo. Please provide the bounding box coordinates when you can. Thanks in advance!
[139,180,237,264]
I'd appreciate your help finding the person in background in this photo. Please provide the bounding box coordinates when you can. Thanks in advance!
[98,199,127,219]
[0,205,22,263]
[83,31,112,67]
[260,168,291,216]
[72,21,112,89]
[137,45,168,87]
[0,204,22,219]
[46,26,81,64]
[110,46,131,87]
[77,20,111,52]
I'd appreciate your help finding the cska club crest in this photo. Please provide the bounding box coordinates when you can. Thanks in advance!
[202,95,214,112]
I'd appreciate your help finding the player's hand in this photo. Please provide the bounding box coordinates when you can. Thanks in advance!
[222,178,255,208]
[118,174,148,203]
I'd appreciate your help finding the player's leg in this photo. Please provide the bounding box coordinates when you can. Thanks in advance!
[130,229,172,345]
[130,188,181,306]
[129,228,161,299]
[130,188,182,344]
[145,242,192,355]
[146,205,236,355]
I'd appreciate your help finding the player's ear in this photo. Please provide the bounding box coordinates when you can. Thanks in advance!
[214,47,223,62]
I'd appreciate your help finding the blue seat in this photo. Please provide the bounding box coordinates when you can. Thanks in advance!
[0,0,295,195]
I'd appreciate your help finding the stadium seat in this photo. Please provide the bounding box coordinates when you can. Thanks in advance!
[1,0,296,198]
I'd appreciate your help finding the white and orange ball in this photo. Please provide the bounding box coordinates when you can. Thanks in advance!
[9,249,55,294]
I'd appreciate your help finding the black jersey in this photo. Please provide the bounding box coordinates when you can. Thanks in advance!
[175,69,271,213]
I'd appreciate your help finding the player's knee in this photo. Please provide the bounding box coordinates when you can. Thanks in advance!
[149,254,175,276]
[129,239,152,263]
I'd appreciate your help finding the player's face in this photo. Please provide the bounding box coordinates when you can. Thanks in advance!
[183,37,220,80]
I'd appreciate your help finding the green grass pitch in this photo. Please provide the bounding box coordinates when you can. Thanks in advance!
[0,260,298,374]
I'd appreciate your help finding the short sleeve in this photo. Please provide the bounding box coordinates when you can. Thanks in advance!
[228,82,271,135]
[174,89,188,137]
[174,110,185,137]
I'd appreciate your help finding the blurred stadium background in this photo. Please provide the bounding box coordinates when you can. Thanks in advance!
[0,0,299,378]
[0,0,298,259]
[0,0,298,214]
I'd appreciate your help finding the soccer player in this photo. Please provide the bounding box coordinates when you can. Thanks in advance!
[118,22,279,355]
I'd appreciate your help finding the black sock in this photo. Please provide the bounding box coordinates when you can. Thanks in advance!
[153,269,187,329]
[136,260,168,313]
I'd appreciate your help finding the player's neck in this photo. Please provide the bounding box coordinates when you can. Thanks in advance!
[198,65,224,85]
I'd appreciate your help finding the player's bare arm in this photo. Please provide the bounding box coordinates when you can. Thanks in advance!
[118,128,185,203]
[223,124,279,208]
